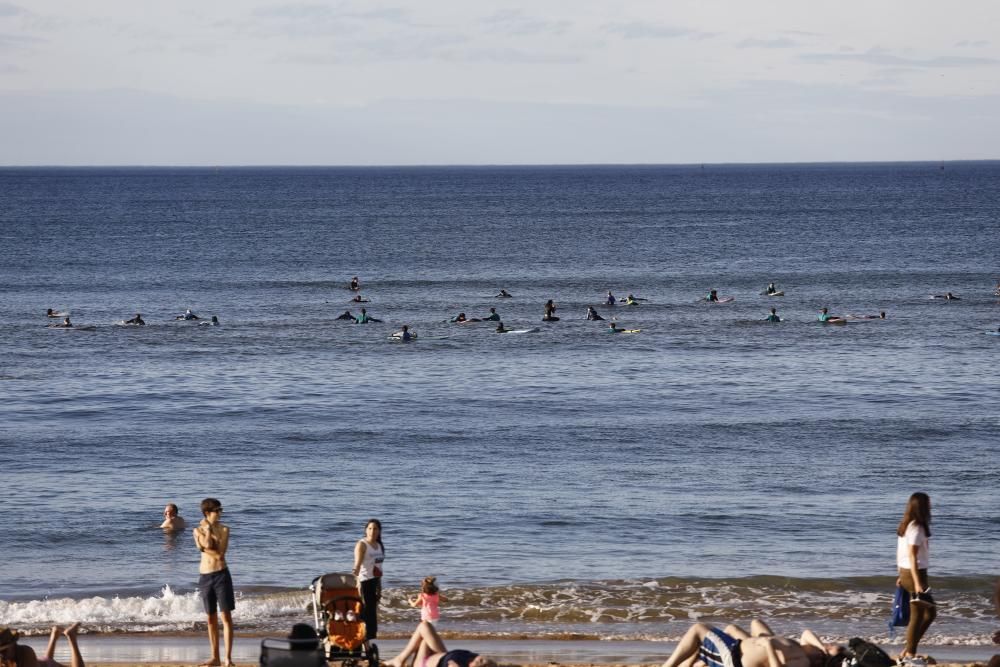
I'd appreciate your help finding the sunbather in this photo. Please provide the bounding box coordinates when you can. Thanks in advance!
[661,620,842,667]
[383,621,496,667]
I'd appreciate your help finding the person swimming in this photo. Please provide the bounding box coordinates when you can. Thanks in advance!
[450,312,468,323]
[351,294,370,303]
[608,322,620,333]
[765,307,780,323]
[817,307,844,323]
[482,307,501,321]
[176,309,200,320]
[336,311,355,321]
[706,289,719,302]
[51,316,73,328]
[46,308,65,318]
[586,306,604,321]
[495,289,512,298]
[350,276,361,291]
[932,292,961,300]
[124,313,145,325]
[355,308,381,323]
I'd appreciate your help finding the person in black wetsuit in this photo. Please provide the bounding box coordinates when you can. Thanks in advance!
[586,306,604,321]
[382,621,496,667]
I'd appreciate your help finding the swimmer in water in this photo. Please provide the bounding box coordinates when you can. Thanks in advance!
[482,307,501,321]
[355,308,381,324]
[817,307,845,323]
[336,311,355,321]
[623,294,640,305]
[586,306,604,321]
[495,289,512,298]
[350,276,361,291]
[124,313,145,326]
[46,308,64,318]
[608,322,621,333]
[398,325,413,341]
[932,292,961,300]
[176,309,201,321]
[848,312,887,320]
[450,312,468,323]
[605,290,616,306]
[706,289,719,303]
[765,307,781,323]
[351,294,370,303]
[51,316,73,328]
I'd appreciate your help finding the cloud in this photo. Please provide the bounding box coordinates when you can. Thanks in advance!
[737,37,798,49]
[800,48,999,68]
[955,39,990,48]
[0,2,25,17]
[603,22,712,40]
[458,47,580,64]
[253,3,412,25]
[0,32,43,49]
[482,9,571,37]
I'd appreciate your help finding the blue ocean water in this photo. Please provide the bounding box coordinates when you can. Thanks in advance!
[1,164,998,644]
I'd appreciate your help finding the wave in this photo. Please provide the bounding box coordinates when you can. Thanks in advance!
[4,576,997,643]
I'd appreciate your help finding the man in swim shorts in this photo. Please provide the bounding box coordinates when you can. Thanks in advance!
[661,622,819,667]
[194,498,234,667]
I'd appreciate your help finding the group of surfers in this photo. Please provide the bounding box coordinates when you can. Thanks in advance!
[45,309,219,328]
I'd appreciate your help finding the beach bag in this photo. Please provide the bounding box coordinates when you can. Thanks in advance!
[848,638,894,667]
[888,585,910,638]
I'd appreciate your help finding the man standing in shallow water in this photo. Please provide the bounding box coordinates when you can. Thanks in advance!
[193,498,234,667]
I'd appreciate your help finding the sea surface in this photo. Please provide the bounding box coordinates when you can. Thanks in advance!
[1,164,998,649]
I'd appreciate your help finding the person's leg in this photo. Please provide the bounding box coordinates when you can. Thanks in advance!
[205,613,221,666]
[45,625,63,660]
[220,612,234,666]
[724,625,750,640]
[385,622,445,667]
[63,623,84,667]
[799,630,825,651]
[750,620,775,637]
[662,623,712,667]
[899,569,918,657]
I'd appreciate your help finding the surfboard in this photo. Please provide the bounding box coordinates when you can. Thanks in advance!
[766,291,785,297]
[714,297,735,303]
[499,328,539,334]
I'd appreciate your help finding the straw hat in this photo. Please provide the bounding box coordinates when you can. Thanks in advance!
[0,627,20,650]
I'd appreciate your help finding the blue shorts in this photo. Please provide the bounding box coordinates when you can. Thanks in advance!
[199,567,235,614]
[699,627,741,667]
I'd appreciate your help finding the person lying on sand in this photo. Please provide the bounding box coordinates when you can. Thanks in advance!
[382,621,496,667]
[1,623,87,667]
[661,619,843,667]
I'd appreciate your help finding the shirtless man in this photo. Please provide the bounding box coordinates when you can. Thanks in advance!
[160,503,186,531]
[661,620,840,667]
[193,498,234,667]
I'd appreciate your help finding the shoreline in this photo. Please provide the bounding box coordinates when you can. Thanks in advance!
[19,635,1000,665]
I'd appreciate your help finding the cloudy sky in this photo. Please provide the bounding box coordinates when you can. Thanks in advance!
[1,0,998,164]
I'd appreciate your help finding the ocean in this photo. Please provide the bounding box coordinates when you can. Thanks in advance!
[1,163,998,650]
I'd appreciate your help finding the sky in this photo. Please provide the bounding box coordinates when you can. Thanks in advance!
[1,0,999,165]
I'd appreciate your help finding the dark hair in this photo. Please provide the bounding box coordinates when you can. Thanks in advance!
[366,518,384,553]
[201,497,222,516]
[166,503,179,514]
[288,623,319,650]
[421,576,439,594]
[897,492,931,538]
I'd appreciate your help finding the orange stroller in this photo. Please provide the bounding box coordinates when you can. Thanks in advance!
[310,573,379,667]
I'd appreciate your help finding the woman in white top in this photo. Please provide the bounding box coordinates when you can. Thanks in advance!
[896,492,936,660]
[353,518,385,643]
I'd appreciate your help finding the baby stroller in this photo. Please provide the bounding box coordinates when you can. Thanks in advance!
[310,573,379,667]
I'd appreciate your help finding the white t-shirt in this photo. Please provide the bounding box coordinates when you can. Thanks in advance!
[357,540,384,581]
[896,521,929,569]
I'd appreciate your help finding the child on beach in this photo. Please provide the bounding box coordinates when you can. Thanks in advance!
[410,576,445,626]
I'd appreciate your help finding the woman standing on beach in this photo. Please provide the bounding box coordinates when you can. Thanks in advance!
[896,492,936,661]
[354,518,385,643]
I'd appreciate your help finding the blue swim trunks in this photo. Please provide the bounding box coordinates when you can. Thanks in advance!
[199,567,236,614]
[699,627,741,667]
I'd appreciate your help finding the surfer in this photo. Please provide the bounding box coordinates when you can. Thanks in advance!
[176,309,201,321]
[200,316,220,326]
[542,300,558,322]
[586,306,604,321]
[608,322,620,333]
[765,308,781,323]
[355,308,381,324]
[931,292,960,300]
[495,321,509,333]
[398,325,413,342]
[623,294,640,305]
[482,307,501,321]
[817,307,845,324]
[336,311,355,321]
[450,313,469,323]
[50,316,73,328]
[350,276,361,291]
[495,289,512,298]
[605,290,616,306]
[706,289,719,303]
[351,294,370,303]
[765,282,779,295]
[124,313,145,326]
[848,312,887,320]
[46,308,64,318]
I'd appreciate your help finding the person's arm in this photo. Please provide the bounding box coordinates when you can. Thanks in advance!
[909,543,923,594]
[764,639,783,667]
[409,594,423,608]
[353,540,366,577]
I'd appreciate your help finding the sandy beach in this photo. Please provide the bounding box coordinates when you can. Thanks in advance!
[18,635,999,667]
